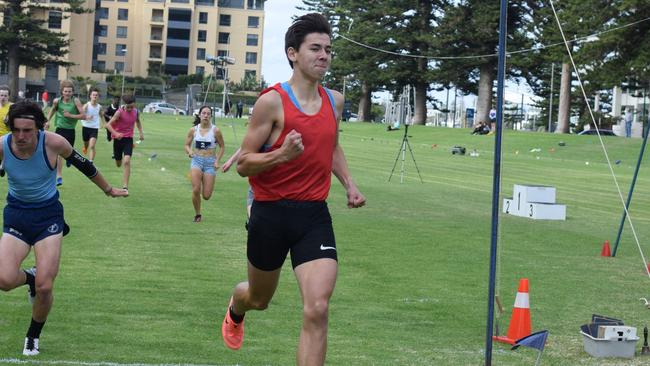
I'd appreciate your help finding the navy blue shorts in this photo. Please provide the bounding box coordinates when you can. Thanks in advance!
[3,199,66,246]
[247,200,337,271]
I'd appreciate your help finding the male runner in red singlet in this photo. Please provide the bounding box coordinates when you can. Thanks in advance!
[221,13,365,366]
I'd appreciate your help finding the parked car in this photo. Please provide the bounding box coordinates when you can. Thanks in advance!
[578,129,616,136]
[143,102,186,115]
[192,106,224,118]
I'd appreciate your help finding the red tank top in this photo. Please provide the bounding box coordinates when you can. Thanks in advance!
[250,83,337,201]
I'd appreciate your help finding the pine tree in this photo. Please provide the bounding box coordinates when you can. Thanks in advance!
[435,0,534,126]
[0,0,91,101]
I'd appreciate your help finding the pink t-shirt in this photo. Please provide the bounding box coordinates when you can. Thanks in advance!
[112,107,138,138]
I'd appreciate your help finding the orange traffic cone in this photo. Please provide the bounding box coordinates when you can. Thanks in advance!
[493,278,532,345]
[601,240,611,257]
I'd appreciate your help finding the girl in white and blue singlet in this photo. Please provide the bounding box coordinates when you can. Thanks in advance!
[184,106,225,222]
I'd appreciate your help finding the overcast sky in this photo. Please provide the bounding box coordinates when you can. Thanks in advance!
[261,0,307,84]
[259,1,535,107]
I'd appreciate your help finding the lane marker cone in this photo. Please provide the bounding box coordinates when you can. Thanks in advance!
[601,240,611,257]
[493,278,532,345]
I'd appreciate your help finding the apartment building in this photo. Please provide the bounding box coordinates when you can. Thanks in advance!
[1,0,265,96]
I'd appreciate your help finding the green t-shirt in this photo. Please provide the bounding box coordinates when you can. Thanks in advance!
[55,98,80,130]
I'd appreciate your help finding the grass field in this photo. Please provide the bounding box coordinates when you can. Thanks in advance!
[1,114,650,365]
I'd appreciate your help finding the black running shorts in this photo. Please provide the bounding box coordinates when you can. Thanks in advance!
[82,126,98,141]
[113,137,133,161]
[247,200,337,271]
[55,127,75,147]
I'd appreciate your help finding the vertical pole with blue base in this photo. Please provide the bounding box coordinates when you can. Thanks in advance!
[612,116,650,256]
[485,0,509,364]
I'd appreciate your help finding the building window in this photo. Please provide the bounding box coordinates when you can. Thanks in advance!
[48,11,62,29]
[95,61,106,72]
[167,46,189,58]
[45,63,59,78]
[248,16,259,28]
[196,66,205,74]
[116,44,127,56]
[94,43,107,55]
[198,30,207,42]
[116,26,128,38]
[168,28,191,39]
[149,46,162,59]
[171,0,190,2]
[246,34,258,46]
[219,14,231,26]
[196,48,206,60]
[218,32,230,44]
[245,70,257,79]
[217,50,229,57]
[199,12,208,24]
[115,61,124,72]
[97,24,108,37]
[97,7,108,19]
[247,0,263,9]
[218,0,244,9]
[245,52,257,64]
[196,0,215,5]
[152,9,164,22]
[118,9,128,21]
[169,8,191,21]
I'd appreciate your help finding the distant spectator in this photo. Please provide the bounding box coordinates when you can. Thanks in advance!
[236,100,243,118]
[624,107,633,138]
[488,108,497,135]
[225,98,232,117]
[41,90,49,109]
[472,121,490,135]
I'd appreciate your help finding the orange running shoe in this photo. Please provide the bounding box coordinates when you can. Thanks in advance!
[221,297,244,350]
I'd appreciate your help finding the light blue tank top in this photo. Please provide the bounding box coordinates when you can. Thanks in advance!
[4,131,57,203]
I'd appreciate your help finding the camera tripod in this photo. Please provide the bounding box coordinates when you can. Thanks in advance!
[388,124,423,183]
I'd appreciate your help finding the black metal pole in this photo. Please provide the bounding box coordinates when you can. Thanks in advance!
[612,114,650,256]
[485,0,509,364]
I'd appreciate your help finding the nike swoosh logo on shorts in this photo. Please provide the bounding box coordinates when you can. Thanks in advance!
[320,244,336,251]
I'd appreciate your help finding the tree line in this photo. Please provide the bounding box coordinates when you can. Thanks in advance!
[2,1,649,133]
[301,0,650,132]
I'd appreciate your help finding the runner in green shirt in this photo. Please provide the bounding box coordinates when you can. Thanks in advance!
[46,80,87,186]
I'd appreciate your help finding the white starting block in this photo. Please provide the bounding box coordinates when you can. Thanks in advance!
[503,184,566,220]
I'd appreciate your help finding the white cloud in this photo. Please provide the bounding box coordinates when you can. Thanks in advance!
[262,0,308,85]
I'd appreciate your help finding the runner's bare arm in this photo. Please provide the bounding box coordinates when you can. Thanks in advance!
[236,91,302,177]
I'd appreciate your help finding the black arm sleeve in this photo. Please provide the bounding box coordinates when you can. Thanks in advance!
[65,150,98,178]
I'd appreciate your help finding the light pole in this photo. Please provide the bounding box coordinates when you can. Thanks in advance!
[121,48,127,97]
[217,56,235,117]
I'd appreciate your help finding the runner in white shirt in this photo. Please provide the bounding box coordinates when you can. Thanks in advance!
[81,89,103,161]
